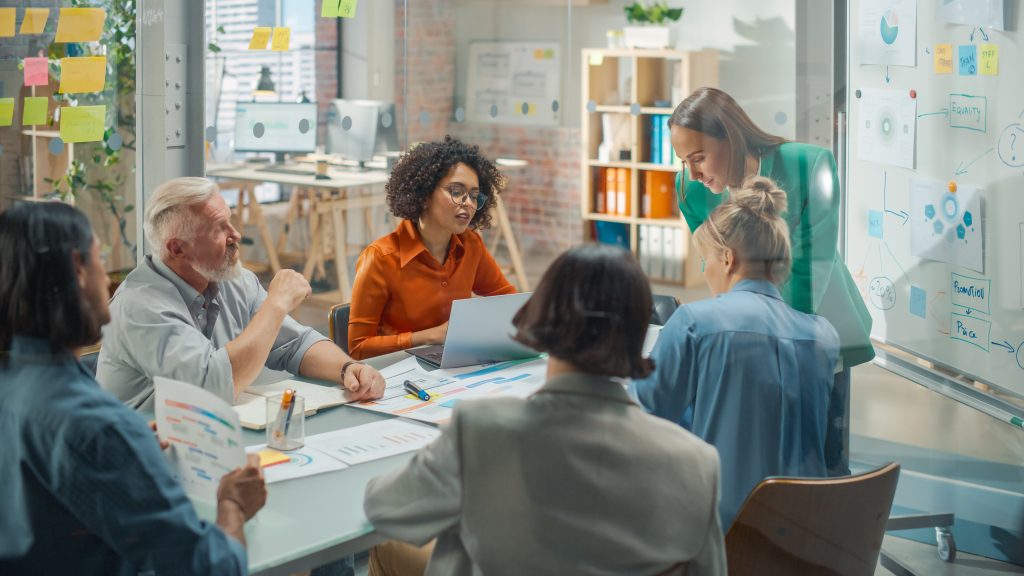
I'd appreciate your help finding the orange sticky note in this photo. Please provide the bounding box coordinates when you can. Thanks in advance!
[980,44,998,75]
[249,27,271,50]
[20,8,49,34]
[0,99,13,127]
[59,57,106,94]
[257,448,291,468]
[271,27,291,51]
[0,8,15,38]
[24,57,49,87]
[59,105,106,143]
[54,8,105,42]
[934,44,953,74]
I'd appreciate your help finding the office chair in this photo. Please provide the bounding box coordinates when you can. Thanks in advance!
[650,294,680,325]
[328,303,352,354]
[725,462,900,576]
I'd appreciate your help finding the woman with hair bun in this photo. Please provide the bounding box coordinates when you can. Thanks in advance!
[631,176,841,531]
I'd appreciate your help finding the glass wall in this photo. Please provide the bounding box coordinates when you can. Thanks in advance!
[1,0,138,278]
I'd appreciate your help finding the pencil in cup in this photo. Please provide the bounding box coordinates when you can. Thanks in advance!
[266,390,305,450]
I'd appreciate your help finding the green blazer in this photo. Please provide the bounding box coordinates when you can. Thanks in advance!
[677,142,874,367]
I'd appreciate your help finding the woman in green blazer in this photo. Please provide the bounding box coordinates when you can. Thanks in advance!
[669,87,873,474]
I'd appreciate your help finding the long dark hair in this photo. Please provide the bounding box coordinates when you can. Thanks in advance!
[669,87,787,187]
[512,244,654,379]
[0,202,99,363]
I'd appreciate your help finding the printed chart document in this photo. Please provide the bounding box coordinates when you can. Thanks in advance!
[858,0,917,66]
[909,178,984,273]
[245,444,348,484]
[154,377,246,502]
[858,88,917,169]
[307,419,440,465]
[352,357,548,424]
[233,379,347,430]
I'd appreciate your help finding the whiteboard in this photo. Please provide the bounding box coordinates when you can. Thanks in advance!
[465,41,561,126]
[846,0,1024,399]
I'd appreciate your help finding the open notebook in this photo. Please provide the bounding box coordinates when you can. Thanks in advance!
[233,379,346,430]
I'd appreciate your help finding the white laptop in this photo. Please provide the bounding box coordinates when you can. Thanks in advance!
[406,293,539,369]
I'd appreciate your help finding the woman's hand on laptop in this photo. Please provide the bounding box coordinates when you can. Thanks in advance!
[342,363,386,402]
[411,321,449,347]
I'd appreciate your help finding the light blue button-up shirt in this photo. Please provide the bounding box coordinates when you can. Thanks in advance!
[98,255,328,411]
[630,279,840,529]
[0,336,246,574]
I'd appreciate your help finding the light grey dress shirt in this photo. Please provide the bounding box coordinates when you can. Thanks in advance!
[365,372,726,576]
[97,256,328,411]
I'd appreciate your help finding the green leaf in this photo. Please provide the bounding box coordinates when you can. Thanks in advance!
[666,8,684,21]
[124,205,134,213]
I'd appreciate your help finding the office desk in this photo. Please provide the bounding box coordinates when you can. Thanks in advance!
[207,165,389,301]
[244,351,409,576]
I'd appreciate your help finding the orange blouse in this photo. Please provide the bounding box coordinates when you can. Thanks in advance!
[348,219,516,359]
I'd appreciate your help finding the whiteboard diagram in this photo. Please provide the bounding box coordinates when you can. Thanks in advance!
[465,42,561,126]
[858,88,917,169]
[909,178,984,273]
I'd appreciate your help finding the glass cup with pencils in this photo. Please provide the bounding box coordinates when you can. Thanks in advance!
[267,389,305,451]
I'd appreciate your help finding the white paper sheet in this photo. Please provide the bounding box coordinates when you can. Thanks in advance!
[910,178,984,273]
[233,379,346,429]
[306,420,441,465]
[154,377,246,502]
[245,444,348,484]
[859,0,917,66]
[940,0,1004,30]
[858,88,917,169]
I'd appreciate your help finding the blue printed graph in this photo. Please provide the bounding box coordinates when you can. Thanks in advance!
[880,10,899,45]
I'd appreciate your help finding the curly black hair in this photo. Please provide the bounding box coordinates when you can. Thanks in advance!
[385,135,505,230]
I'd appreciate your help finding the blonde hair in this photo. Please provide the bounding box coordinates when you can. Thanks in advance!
[144,177,219,260]
[693,176,792,284]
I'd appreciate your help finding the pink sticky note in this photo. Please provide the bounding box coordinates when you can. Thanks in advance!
[24,57,49,87]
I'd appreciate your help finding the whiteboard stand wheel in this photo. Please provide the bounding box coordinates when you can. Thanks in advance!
[936,527,957,562]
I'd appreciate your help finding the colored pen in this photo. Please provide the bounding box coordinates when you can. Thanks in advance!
[403,380,431,401]
[272,389,295,442]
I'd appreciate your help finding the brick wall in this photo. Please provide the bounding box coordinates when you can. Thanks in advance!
[315,16,339,144]
[393,0,582,254]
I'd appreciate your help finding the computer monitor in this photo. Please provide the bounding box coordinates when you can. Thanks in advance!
[234,102,318,157]
[325,99,400,167]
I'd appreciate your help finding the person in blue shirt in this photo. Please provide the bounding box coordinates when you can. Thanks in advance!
[631,176,841,530]
[0,202,267,575]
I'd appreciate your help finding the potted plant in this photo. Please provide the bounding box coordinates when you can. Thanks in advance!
[623,1,684,49]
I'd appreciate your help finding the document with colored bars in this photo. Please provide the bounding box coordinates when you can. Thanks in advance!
[352,356,549,424]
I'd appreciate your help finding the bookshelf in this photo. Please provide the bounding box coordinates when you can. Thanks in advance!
[580,48,717,286]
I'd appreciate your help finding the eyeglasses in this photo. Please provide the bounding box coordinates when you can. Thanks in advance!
[443,183,487,211]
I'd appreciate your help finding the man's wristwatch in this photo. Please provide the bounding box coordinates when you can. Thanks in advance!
[340,360,364,383]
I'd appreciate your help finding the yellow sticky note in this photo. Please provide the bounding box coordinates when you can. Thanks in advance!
[271,27,291,51]
[338,0,358,18]
[0,99,14,127]
[60,105,106,143]
[934,44,953,74]
[0,8,15,38]
[249,27,271,50]
[256,448,291,468]
[23,97,48,126]
[55,8,106,42]
[20,8,49,34]
[59,57,107,94]
[980,44,998,75]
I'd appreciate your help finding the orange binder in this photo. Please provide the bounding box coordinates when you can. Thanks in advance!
[595,168,606,214]
[646,171,674,218]
[605,168,618,214]
[617,168,631,216]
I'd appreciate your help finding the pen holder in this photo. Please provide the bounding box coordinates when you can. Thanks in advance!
[266,394,305,451]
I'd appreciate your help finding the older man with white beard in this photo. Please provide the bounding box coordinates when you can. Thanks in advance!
[98,177,384,411]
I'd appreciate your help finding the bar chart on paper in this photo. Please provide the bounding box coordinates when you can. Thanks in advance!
[306,420,441,465]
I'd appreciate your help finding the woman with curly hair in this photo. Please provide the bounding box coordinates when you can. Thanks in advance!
[347,136,516,359]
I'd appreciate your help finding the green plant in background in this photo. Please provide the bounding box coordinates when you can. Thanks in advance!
[624,1,685,25]
[48,0,137,258]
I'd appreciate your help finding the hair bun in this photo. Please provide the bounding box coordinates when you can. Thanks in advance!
[735,176,787,217]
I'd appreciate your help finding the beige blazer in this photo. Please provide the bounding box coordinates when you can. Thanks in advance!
[364,372,726,576]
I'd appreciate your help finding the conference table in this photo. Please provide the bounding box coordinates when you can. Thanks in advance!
[242,351,413,576]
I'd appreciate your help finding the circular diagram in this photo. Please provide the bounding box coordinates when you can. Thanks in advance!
[880,10,900,45]
[998,123,1024,168]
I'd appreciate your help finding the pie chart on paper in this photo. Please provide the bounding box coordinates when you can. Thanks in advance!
[880,10,899,45]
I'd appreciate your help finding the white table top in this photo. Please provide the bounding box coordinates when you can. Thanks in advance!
[243,351,411,576]
[207,163,388,189]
